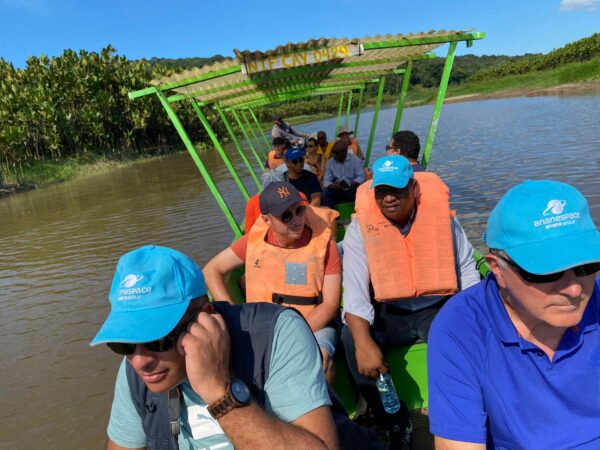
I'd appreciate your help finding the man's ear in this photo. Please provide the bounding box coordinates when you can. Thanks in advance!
[484,253,507,288]
[261,214,271,226]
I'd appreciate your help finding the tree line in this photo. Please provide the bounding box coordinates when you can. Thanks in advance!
[1,34,598,182]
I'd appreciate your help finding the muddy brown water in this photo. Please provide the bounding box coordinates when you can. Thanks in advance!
[1,95,599,449]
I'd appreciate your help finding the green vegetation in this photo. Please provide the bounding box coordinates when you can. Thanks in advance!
[1,34,599,191]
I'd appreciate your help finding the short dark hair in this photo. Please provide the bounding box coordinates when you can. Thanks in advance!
[392,131,420,160]
[272,137,291,148]
[331,139,349,154]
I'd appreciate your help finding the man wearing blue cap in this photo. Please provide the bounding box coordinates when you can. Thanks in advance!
[341,155,480,447]
[428,180,600,449]
[283,147,322,206]
[91,245,338,450]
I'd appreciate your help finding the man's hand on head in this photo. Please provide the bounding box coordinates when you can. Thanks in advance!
[178,311,231,403]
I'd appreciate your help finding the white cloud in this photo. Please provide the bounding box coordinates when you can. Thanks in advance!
[560,0,599,11]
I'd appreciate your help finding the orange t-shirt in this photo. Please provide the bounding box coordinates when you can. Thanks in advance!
[231,227,341,275]
[243,192,308,234]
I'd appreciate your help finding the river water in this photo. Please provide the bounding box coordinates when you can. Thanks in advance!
[1,95,599,449]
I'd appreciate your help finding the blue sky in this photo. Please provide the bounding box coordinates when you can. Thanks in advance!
[1,0,598,68]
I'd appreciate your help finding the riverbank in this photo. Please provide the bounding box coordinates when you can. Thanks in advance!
[2,80,599,199]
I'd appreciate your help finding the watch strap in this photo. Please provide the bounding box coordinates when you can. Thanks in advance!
[208,382,243,420]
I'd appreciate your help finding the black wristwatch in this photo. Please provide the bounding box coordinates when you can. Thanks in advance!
[207,378,251,419]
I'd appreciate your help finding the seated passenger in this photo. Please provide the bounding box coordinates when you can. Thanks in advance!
[336,125,365,160]
[316,131,334,160]
[428,180,600,449]
[305,136,325,180]
[244,170,284,234]
[284,148,322,206]
[265,137,290,171]
[388,131,425,172]
[91,245,338,449]
[322,140,365,208]
[341,155,480,447]
[203,182,342,383]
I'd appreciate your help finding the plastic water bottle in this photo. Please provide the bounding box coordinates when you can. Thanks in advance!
[376,372,401,414]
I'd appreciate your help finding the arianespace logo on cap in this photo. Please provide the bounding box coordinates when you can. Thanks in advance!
[533,199,579,229]
[378,160,397,172]
[117,273,152,300]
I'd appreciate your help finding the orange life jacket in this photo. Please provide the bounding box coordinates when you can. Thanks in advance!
[267,150,284,170]
[356,172,458,301]
[245,206,339,317]
[349,138,359,156]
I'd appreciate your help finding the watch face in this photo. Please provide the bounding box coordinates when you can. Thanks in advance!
[230,379,251,404]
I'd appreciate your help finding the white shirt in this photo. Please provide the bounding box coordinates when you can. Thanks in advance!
[342,216,480,324]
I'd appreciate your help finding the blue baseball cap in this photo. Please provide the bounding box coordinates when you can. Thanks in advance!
[371,155,414,189]
[285,148,305,161]
[90,245,206,346]
[484,180,600,274]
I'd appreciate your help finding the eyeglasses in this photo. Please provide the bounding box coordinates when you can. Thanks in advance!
[289,158,305,165]
[306,144,316,148]
[279,205,306,223]
[490,250,600,284]
[106,310,200,355]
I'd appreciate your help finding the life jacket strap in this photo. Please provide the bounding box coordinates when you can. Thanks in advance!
[272,293,322,306]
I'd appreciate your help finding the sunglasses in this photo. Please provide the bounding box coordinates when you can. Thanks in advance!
[279,205,306,223]
[306,144,316,148]
[106,310,200,356]
[289,158,305,165]
[491,250,600,284]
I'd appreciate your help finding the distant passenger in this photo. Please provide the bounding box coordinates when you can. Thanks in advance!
[284,148,322,206]
[316,131,334,159]
[203,182,341,383]
[428,180,600,450]
[341,155,479,448]
[334,125,365,161]
[388,131,425,172]
[304,136,325,180]
[91,245,338,450]
[322,140,365,208]
[265,137,289,170]
[271,114,308,145]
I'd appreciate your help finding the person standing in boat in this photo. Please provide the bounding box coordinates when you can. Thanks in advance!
[271,114,308,145]
[203,182,341,384]
[321,140,366,208]
[283,147,322,206]
[341,155,480,448]
[428,180,600,450]
[91,245,338,450]
[387,131,425,172]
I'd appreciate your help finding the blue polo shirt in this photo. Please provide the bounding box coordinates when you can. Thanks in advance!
[428,275,600,449]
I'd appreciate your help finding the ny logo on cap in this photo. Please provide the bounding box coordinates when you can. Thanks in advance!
[278,186,291,198]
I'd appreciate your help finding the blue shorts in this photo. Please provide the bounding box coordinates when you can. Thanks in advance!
[314,326,338,358]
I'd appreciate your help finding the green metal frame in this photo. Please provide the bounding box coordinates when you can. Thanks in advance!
[248,108,271,149]
[422,41,458,169]
[152,89,242,237]
[392,60,413,135]
[345,90,353,125]
[335,93,344,136]
[230,108,265,172]
[241,109,268,156]
[190,100,250,201]
[354,87,364,137]
[364,76,386,166]
[214,103,262,190]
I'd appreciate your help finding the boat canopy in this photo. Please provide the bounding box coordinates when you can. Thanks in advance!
[129,30,485,237]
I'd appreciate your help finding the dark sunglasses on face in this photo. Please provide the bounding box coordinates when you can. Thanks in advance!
[289,158,305,165]
[306,144,315,148]
[491,250,600,284]
[106,310,200,356]
[279,205,306,223]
